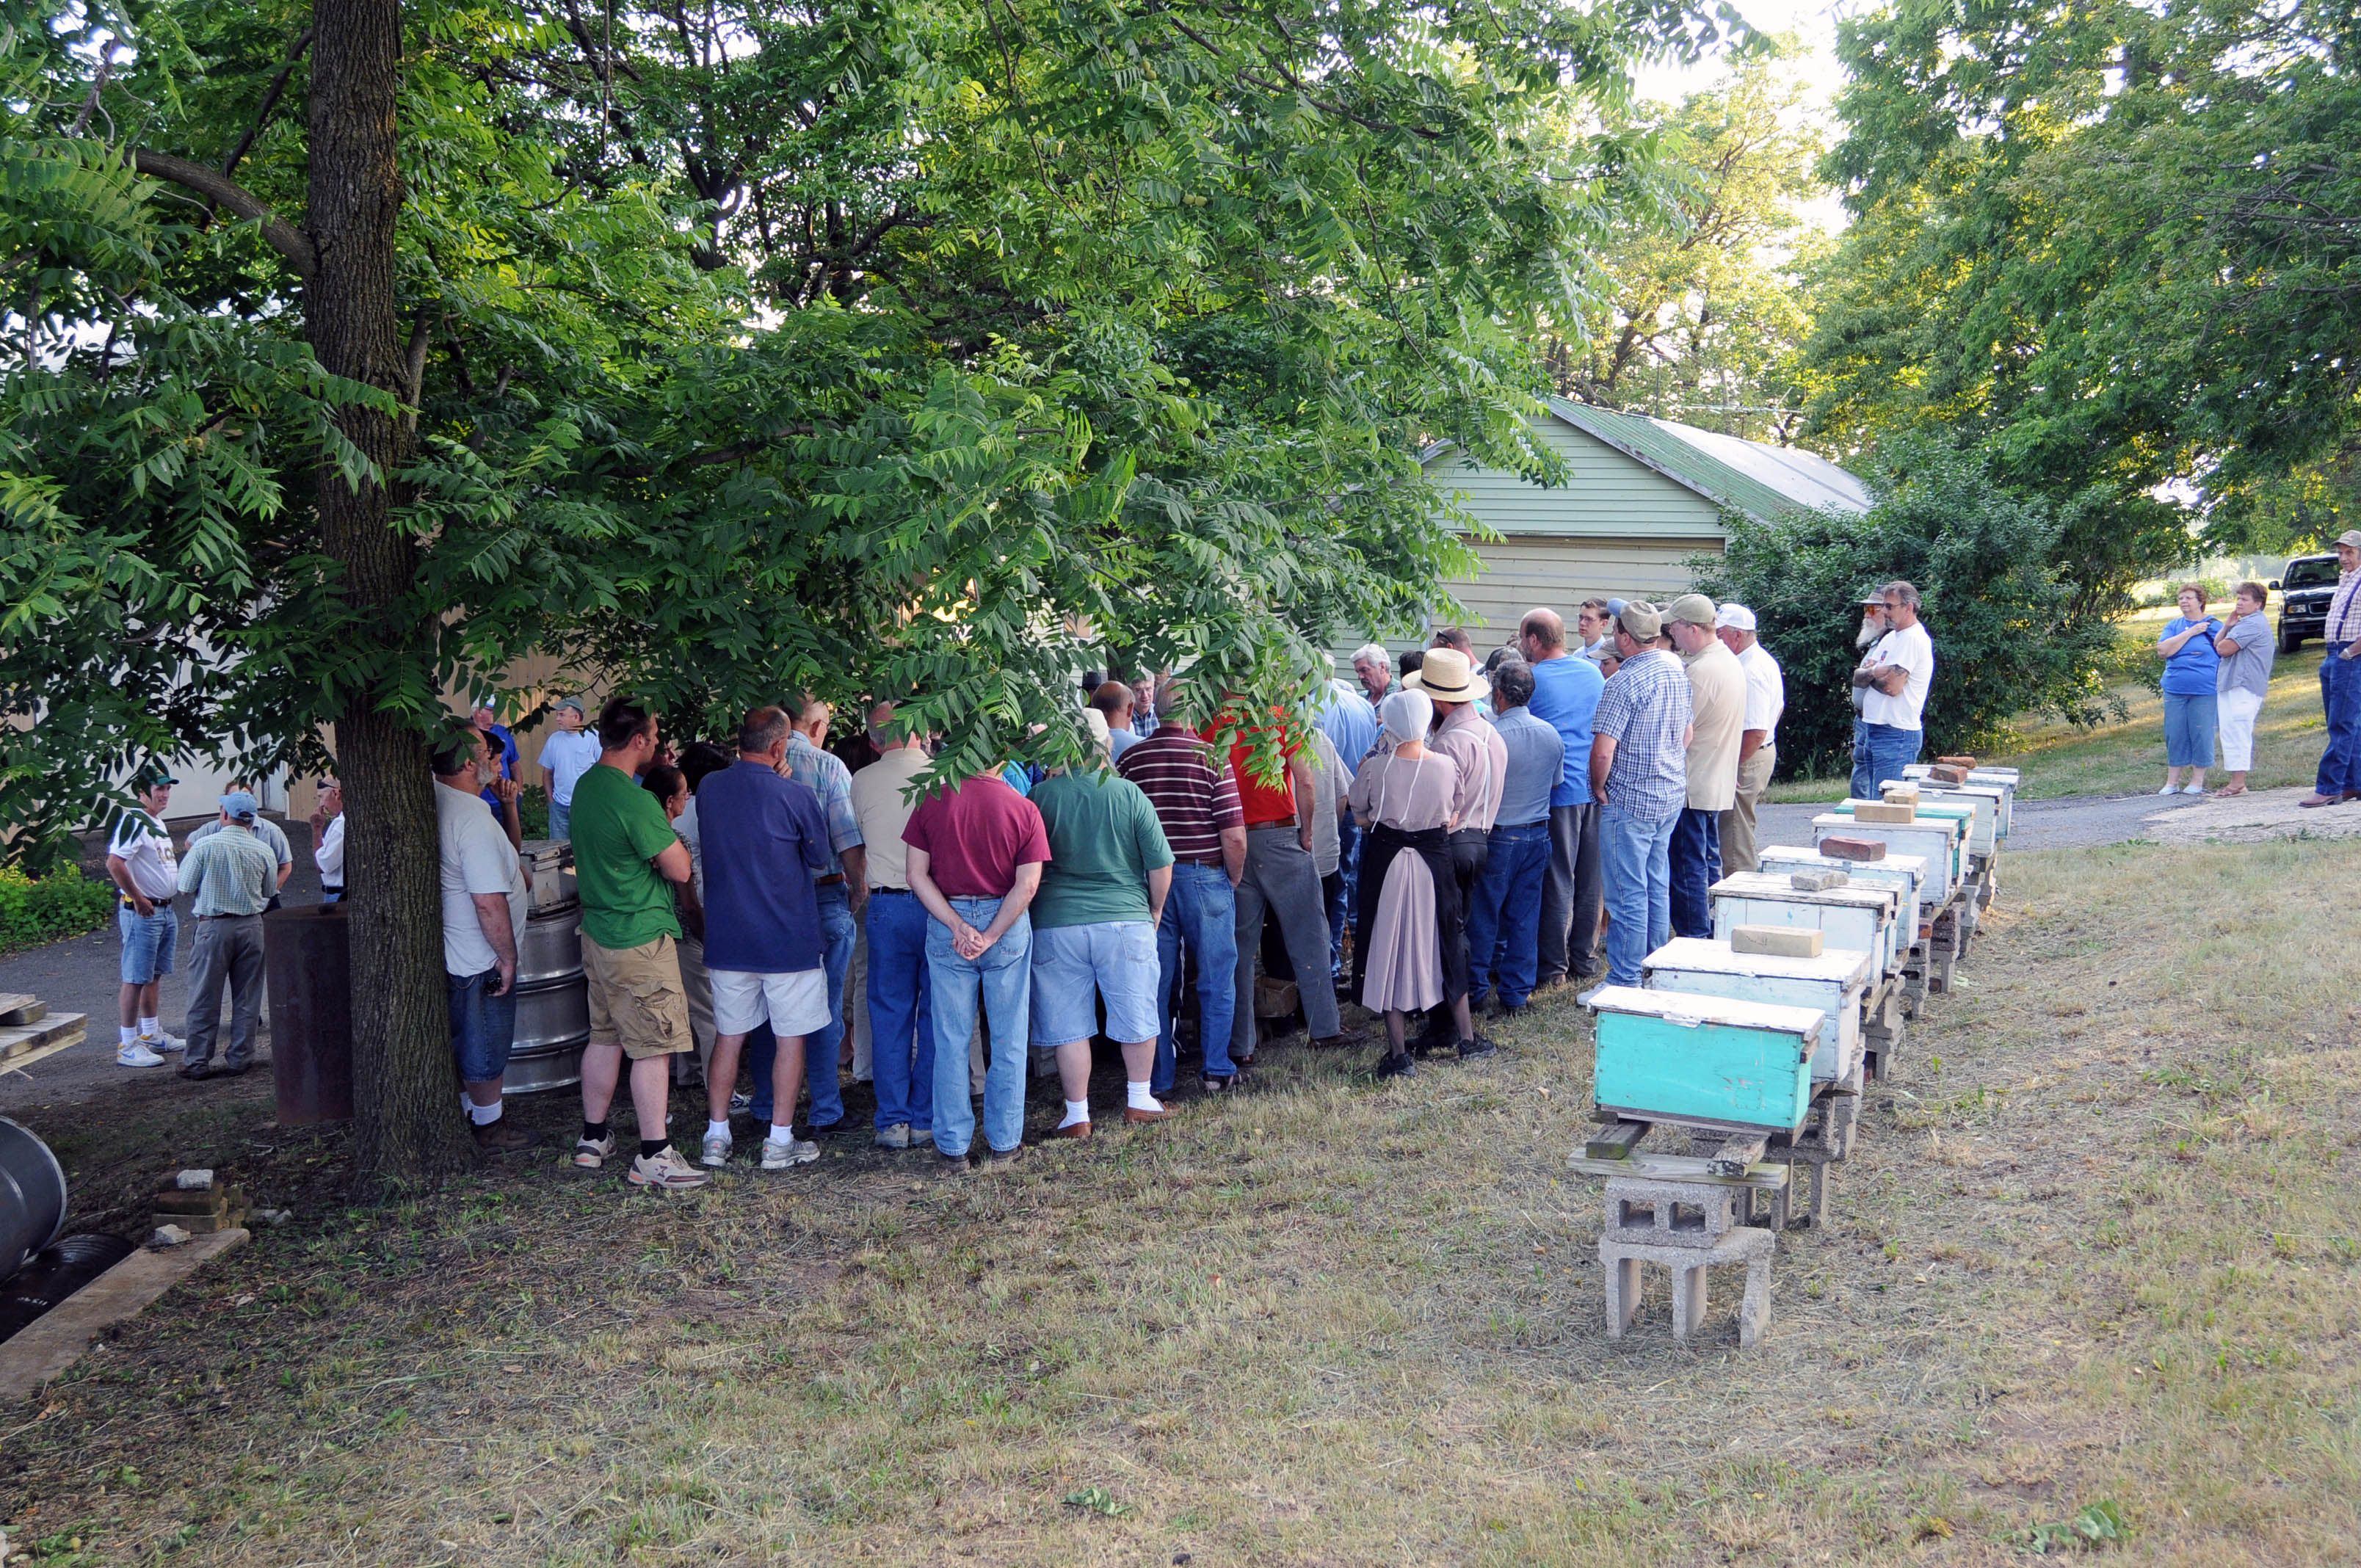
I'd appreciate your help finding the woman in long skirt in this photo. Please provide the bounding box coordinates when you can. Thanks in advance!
[1349,690,1462,1079]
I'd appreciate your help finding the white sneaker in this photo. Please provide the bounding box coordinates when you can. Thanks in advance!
[2156,783,2179,796]
[628,1146,711,1189]
[117,1042,165,1068]
[700,1131,733,1167]
[2183,783,2208,795]
[138,1029,186,1053]
[760,1136,819,1171]
[573,1133,616,1169]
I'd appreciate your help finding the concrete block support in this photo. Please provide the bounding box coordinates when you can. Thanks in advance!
[1599,1224,1774,1347]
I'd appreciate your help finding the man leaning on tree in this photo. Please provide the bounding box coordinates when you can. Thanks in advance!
[434,733,542,1152]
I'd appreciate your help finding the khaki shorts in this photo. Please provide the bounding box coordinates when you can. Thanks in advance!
[582,932,694,1060]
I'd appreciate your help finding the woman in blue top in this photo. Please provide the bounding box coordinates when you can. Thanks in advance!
[2156,584,2224,794]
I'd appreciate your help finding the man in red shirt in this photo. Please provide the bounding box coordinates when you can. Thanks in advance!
[904,769,1052,1172]
[1219,697,1355,1061]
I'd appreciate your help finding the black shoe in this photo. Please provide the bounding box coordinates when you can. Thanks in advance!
[1201,1075,1236,1093]
[1375,1053,1416,1079]
[179,1061,214,1081]
[217,1061,252,1077]
[1498,1001,1530,1019]
[1457,1035,1499,1061]
[805,1119,845,1139]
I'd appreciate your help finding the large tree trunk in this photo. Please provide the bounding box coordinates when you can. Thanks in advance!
[308,0,471,1191]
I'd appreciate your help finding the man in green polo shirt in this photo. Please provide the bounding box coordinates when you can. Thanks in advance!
[568,697,708,1189]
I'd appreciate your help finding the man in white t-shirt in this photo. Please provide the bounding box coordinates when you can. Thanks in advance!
[103,763,185,1067]
[308,777,345,902]
[1850,579,1936,799]
[1715,604,1786,873]
[435,733,541,1153]
[537,697,601,841]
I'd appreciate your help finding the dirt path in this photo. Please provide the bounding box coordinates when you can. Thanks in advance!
[1759,784,2350,854]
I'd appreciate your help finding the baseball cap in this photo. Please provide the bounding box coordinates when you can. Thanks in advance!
[554,697,587,717]
[1714,603,1758,632]
[2338,529,2361,551]
[1604,597,1628,619]
[1665,593,1717,627]
[133,761,179,789]
[220,789,259,822]
[1615,600,1664,641]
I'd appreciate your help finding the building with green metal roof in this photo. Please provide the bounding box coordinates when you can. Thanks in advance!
[1407,397,1869,647]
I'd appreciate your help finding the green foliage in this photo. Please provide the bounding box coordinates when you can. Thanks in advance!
[2,0,1748,860]
[1807,0,2361,600]
[1691,440,2114,777]
[2010,1498,2131,1554]
[0,865,116,953]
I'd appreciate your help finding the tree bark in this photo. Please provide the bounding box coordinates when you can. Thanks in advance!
[308,0,471,1191]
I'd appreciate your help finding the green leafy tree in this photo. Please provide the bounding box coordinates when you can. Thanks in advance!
[1692,440,2111,777]
[5,0,1744,1187]
[1806,0,2361,605]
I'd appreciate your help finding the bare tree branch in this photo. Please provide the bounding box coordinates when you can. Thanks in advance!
[222,28,315,182]
[131,150,318,277]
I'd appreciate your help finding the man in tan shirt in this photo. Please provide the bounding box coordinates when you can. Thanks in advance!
[1407,647,1509,1058]
[1664,594,1744,939]
[849,701,939,1150]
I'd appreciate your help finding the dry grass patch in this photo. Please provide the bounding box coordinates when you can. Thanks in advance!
[0,837,2357,1564]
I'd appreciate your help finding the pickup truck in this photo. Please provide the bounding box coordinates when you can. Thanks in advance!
[2274,554,2343,653]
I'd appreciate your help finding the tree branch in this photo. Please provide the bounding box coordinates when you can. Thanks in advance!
[132,150,317,277]
[222,28,315,183]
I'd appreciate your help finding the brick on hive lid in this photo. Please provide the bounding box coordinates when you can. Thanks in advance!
[1790,868,1850,892]
[1937,755,1978,769]
[1820,835,1887,862]
[1927,764,1969,784]
[1881,784,1921,806]
[1853,800,1916,824]
[1730,924,1824,958]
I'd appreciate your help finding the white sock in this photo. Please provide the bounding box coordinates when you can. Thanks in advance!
[120,1026,139,1047]
[1126,1081,1161,1112]
[769,1122,796,1146]
[139,1016,161,1037]
[706,1119,731,1143]
[1059,1100,1089,1129]
[468,1100,503,1126]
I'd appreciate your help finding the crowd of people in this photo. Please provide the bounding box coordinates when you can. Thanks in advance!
[104,581,1963,1188]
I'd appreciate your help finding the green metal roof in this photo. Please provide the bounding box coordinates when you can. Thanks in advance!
[1541,399,1870,526]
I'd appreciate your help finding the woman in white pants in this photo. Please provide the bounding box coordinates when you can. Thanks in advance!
[2213,581,2276,796]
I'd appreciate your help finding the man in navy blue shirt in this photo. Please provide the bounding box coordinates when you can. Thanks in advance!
[694,706,835,1172]
[1520,608,1607,987]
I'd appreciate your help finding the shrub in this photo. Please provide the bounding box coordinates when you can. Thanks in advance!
[0,865,118,953]
[1692,439,2119,778]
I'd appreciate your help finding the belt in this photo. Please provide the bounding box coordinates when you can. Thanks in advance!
[195,912,260,921]
[816,873,846,887]
[321,884,344,893]
[123,896,173,911]
[1450,824,1490,839]
[1244,819,1296,832]
[870,885,912,896]
[1178,854,1227,868]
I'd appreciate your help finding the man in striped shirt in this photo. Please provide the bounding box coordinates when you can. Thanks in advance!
[1117,674,1248,1094]
[1588,603,1694,987]
[2302,530,2361,807]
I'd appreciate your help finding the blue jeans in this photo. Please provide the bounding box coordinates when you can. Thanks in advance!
[1466,821,1549,1006]
[548,799,570,841]
[2321,645,2361,795]
[1600,805,1678,987]
[1850,722,1924,799]
[864,891,935,1133]
[748,885,854,1125]
[1330,815,1361,973]
[1155,863,1238,1093]
[2163,690,2218,768]
[447,965,518,1084]
[926,896,1032,1157]
[1668,807,1721,940]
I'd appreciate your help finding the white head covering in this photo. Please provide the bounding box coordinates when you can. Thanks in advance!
[1379,689,1432,744]
[1714,603,1758,633]
[1079,707,1112,764]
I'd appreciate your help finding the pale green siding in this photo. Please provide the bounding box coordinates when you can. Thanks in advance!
[1423,416,1727,542]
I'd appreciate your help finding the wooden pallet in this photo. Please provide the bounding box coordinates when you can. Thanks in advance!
[0,994,46,1027]
[0,1011,86,1073]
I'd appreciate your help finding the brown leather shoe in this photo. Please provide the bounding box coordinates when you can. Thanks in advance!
[472,1119,545,1153]
[1123,1106,1173,1124]
[2299,793,2340,808]
[1053,1120,1093,1139]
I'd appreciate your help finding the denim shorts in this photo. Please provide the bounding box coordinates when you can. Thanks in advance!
[117,905,178,985]
[1029,921,1161,1045]
[448,965,518,1084]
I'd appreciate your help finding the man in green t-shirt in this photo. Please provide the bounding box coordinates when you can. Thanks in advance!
[567,697,708,1189]
[1028,712,1175,1138]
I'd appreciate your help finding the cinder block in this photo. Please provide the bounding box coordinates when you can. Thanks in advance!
[1789,868,1850,892]
[1603,1176,1742,1249]
[1730,924,1824,958]
[1853,801,1916,824]
[1927,764,1968,784]
[1599,1225,1774,1346]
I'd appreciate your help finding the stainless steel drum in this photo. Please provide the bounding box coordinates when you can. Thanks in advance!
[505,899,588,1095]
[0,1119,68,1278]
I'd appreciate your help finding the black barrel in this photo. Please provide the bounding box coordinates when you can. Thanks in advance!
[264,904,355,1123]
[0,1119,68,1279]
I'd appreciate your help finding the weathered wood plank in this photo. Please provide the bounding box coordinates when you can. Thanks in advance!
[1583,1120,1650,1161]
[1706,1133,1770,1177]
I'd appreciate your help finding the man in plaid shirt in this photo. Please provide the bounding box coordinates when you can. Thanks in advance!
[1586,602,1694,987]
[2302,530,2361,808]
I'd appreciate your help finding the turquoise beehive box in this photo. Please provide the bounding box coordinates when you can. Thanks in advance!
[1586,986,1823,1133]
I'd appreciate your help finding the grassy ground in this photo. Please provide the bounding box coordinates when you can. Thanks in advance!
[1769,642,2330,804]
[3,833,2358,1564]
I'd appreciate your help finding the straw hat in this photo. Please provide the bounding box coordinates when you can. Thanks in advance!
[1404,647,1489,704]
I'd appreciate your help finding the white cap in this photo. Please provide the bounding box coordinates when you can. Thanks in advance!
[1714,603,1758,633]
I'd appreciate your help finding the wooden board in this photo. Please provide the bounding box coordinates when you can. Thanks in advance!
[0,995,42,1026]
[1568,1152,1790,1189]
[0,1028,85,1076]
[0,1014,85,1059]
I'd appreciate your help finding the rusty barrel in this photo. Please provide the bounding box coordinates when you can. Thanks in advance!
[263,904,355,1124]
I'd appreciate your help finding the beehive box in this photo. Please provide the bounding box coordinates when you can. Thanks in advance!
[1879,782,2001,855]
[1586,986,1824,1134]
[1906,764,2017,834]
[1642,937,1871,1083]
[1813,812,1962,903]
[1755,846,1929,945]
[1834,798,1975,883]
[1708,870,1905,979]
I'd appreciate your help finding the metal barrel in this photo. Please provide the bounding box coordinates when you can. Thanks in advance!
[504,901,587,1095]
[263,904,355,1124]
[0,1119,68,1279]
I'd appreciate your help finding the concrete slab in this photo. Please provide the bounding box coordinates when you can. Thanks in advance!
[2141,786,2361,845]
[0,1228,249,1403]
